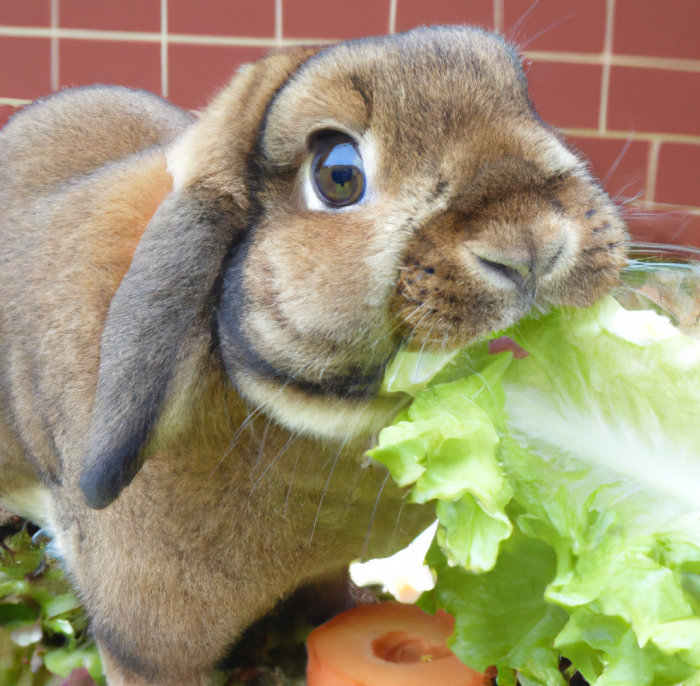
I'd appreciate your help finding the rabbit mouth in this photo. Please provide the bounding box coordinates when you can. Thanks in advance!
[221,301,519,444]
[388,258,538,355]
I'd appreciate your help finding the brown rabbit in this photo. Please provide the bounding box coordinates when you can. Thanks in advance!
[0,26,627,685]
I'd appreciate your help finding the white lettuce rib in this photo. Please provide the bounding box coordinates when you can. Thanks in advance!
[504,387,700,519]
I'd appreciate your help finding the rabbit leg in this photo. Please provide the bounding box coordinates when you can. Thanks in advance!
[98,649,158,686]
[97,645,215,686]
[53,495,298,686]
[69,547,259,686]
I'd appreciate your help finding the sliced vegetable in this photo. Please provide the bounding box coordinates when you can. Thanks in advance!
[306,603,495,686]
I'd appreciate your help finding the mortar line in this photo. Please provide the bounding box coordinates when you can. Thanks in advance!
[5,22,700,73]
[50,0,59,91]
[631,199,700,215]
[598,0,615,133]
[562,128,700,146]
[160,0,168,97]
[0,26,336,46]
[275,0,283,46]
[388,0,397,34]
[645,139,662,203]
[0,98,33,106]
[493,0,504,32]
[522,51,700,73]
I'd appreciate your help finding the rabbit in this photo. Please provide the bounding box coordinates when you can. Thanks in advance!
[0,25,627,686]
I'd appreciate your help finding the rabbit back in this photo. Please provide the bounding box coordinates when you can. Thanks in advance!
[0,87,191,496]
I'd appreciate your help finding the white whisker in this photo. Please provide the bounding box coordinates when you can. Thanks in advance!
[414,320,439,378]
[361,471,390,562]
[283,448,302,520]
[310,405,370,544]
[508,0,541,39]
[251,433,296,492]
[309,448,343,545]
[388,494,408,551]
[520,11,576,49]
[616,188,644,206]
[603,133,635,187]
[210,377,295,476]
[254,417,272,471]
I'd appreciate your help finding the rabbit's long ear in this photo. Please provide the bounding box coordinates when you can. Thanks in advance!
[78,188,239,510]
[79,48,318,510]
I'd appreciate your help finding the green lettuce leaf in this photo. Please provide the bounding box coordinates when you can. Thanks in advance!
[370,353,514,573]
[372,295,700,685]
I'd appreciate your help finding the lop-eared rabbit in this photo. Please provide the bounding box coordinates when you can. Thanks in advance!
[0,26,626,685]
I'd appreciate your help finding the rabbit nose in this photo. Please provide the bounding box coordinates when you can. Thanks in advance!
[472,248,533,290]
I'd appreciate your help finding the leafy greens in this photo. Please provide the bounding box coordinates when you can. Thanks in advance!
[370,294,700,686]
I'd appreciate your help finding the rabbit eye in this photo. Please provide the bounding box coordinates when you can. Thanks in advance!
[312,135,365,207]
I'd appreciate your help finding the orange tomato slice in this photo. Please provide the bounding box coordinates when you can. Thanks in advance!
[306,602,496,686]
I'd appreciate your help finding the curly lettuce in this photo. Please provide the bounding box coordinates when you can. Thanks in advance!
[369,295,700,686]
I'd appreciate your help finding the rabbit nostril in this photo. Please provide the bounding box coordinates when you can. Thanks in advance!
[472,247,533,289]
[477,257,528,288]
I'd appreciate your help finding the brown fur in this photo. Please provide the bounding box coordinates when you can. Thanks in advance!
[0,27,627,685]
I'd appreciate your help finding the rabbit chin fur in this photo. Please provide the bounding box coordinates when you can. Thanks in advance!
[0,26,627,686]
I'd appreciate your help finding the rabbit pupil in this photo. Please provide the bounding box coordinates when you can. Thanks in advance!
[330,167,353,186]
[313,138,365,206]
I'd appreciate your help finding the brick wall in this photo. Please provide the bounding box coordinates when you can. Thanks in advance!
[1,0,698,246]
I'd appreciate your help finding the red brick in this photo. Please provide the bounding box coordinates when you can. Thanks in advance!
[395,0,492,32]
[614,0,700,61]
[505,0,606,53]
[655,144,700,208]
[624,208,700,249]
[284,0,390,39]
[168,44,266,110]
[566,136,648,203]
[0,0,49,26]
[0,104,14,129]
[60,40,161,94]
[169,0,274,37]
[607,67,700,137]
[0,37,51,99]
[525,61,602,129]
[61,0,160,32]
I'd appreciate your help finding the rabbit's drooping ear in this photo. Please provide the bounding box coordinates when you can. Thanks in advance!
[79,48,318,510]
[79,188,241,510]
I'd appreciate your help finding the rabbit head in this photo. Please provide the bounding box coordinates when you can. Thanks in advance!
[80,26,627,509]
